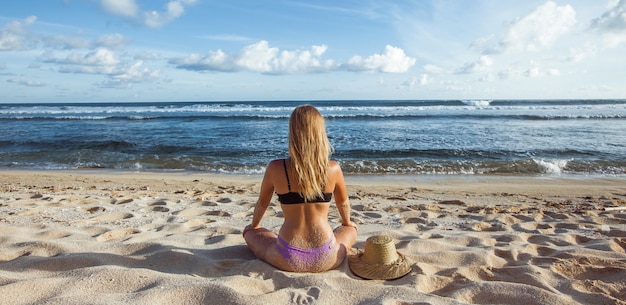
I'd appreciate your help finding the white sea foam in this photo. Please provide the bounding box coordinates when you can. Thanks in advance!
[2,100,626,120]
[534,159,570,175]
[461,100,492,106]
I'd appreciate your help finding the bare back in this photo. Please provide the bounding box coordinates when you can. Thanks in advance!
[243,156,356,273]
[267,159,346,248]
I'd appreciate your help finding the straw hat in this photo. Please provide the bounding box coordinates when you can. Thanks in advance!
[348,235,412,280]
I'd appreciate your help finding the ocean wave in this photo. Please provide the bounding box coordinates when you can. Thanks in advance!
[2,100,625,176]
[2,110,625,121]
[3,156,623,175]
[461,99,492,106]
[2,99,625,120]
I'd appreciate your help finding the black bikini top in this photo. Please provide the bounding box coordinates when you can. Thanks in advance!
[277,159,332,204]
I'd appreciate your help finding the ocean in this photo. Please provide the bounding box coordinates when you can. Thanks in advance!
[1,100,625,176]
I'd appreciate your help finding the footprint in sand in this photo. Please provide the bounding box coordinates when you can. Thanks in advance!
[472,222,506,232]
[351,204,366,211]
[609,238,626,253]
[86,206,106,214]
[363,212,383,219]
[233,211,252,218]
[289,287,321,305]
[552,257,626,283]
[96,228,141,242]
[149,200,168,206]
[527,234,572,247]
[512,222,554,234]
[401,217,428,225]
[151,206,170,212]
[238,201,255,209]
[197,201,218,207]
[207,210,231,217]
[111,198,134,205]
[543,211,570,220]
[183,219,210,228]
[175,208,209,217]
[90,212,134,222]
[35,230,72,239]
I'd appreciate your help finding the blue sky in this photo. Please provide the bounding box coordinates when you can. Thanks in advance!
[1,0,625,103]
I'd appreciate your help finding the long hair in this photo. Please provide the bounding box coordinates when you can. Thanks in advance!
[288,105,332,202]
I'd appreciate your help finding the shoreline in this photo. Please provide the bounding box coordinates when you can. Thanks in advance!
[3,167,626,181]
[3,168,626,196]
[1,169,625,304]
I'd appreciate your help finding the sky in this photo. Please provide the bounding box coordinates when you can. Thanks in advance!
[1,0,626,103]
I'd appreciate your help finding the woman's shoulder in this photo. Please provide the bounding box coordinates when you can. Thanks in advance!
[269,158,286,165]
[267,159,287,171]
[328,160,344,175]
[329,160,341,168]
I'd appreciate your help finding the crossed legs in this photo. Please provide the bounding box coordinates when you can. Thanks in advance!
[243,225,357,272]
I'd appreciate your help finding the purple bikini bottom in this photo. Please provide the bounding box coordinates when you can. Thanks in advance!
[276,235,338,271]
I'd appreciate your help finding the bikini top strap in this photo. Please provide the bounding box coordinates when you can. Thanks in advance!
[282,158,291,191]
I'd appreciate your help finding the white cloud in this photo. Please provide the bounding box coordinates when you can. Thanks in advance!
[7,78,46,87]
[345,45,416,73]
[101,0,196,28]
[48,48,121,66]
[40,47,159,89]
[475,1,576,54]
[1,17,130,53]
[591,0,626,33]
[272,45,335,74]
[503,1,576,52]
[456,55,493,74]
[170,41,333,74]
[497,64,560,79]
[0,16,37,51]
[43,35,90,50]
[590,0,626,47]
[400,73,430,90]
[171,42,415,74]
[101,0,139,18]
[565,43,598,62]
[21,15,37,25]
[424,64,445,75]
[134,51,160,61]
[419,74,430,85]
[171,50,236,72]
[547,68,561,76]
[600,32,626,47]
[111,60,160,82]
[525,67,541,78]
[94,33,130,49]
[144,2,181,28]
[235,41,278,73]
[311,45,327,57]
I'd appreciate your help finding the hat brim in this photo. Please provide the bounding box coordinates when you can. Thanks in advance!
[348,251,412,280]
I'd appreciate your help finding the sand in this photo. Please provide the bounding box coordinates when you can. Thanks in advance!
[0,170,625,305]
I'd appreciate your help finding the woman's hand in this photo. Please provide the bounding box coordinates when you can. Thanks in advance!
[243,224,257,237]
[342,221,358,232]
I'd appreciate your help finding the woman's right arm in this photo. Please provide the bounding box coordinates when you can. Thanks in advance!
[248,161,277,229]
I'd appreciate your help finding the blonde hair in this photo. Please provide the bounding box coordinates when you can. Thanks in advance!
[288,105,332,202]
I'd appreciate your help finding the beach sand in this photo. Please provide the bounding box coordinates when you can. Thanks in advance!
[1,170,625,305]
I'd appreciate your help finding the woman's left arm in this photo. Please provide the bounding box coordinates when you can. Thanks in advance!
[331,162,356,229]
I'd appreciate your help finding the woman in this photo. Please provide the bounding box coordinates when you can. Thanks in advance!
[243,105,358,272]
